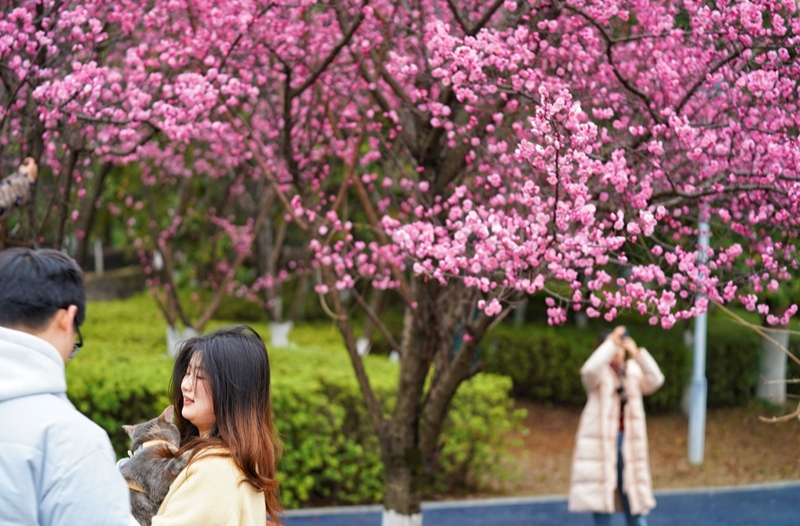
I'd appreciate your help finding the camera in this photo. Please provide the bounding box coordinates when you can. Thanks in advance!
[616,385,628,406]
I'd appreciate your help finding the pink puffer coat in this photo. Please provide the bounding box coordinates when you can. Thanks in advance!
[568,339,665,516]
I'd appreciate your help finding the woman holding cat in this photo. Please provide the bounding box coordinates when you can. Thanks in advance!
[151,325,282,526]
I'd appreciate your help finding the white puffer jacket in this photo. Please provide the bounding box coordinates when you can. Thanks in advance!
[568,338,665,516]
[0,326,134,526]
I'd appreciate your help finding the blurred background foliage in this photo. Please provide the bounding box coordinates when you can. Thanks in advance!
[68,294,525,508]
[66,290,800,507]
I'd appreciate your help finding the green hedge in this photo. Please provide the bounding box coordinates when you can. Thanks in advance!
[703,319,760,406]
[66,294,523,508]
[484,322,691,412]
[787,335,800,398]
[484,315,781,412]
[704,311,800,405]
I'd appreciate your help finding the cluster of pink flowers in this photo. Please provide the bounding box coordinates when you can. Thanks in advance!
[4,0,799,328]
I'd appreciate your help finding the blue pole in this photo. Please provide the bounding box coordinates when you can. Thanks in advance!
[688,220,710,465]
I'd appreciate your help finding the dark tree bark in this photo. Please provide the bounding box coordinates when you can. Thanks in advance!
[19,96,45,246]
[319,274,497,519]
[54,149,81,251]
[17,1,48,246]
[76,162,113,267]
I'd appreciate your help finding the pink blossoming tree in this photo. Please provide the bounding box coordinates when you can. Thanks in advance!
[7,0,800,524]
[0,1,163,252]
[211,1,799,523]
[3,1,291,335]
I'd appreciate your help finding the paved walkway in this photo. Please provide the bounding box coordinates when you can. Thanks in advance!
[284,480,800,526]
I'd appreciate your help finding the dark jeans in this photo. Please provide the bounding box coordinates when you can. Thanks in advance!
[593,432,648,526]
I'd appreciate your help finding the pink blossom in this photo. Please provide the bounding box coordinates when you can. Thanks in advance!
[5,0,796,337]
[484,298,502,316]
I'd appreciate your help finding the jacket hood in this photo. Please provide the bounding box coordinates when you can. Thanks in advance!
[0,326,68,403]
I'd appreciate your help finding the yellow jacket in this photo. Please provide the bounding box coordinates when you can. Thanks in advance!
[152,450,266,526]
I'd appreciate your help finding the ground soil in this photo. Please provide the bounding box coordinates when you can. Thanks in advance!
[489,401,800,497]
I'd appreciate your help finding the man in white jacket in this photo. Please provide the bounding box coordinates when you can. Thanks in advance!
[0,247,135,526]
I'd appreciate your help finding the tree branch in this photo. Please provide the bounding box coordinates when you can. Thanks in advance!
[218,4,275,72]
[759,400,800,424]
[561,3,662,125]
[351,287,402,353]
[350,166,415,305]
[467,0,506,37]
[675,45,744,115]
[712,299,800,367]
[650,183,788,203]
[418,309,494,462]
[223,111,308,231]
[320,265,387,439]
[145,184,193,329]
[447,0,506,37]
[445,0,470,34]
[352,52,419,152]
[193,187,275,331]
[54,148,81,251]
[76,161,113,266]
[288,0,369,99]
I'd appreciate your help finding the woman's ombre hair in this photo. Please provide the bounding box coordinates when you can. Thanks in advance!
[169,325,282,523]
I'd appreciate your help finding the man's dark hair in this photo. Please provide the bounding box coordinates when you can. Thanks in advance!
[0,248,85,330]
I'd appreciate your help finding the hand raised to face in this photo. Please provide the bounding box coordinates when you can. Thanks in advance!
[622,335,641,359]
[607,326,627,348]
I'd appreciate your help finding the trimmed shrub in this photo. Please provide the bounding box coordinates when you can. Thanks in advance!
[703,312,800,405]
[703,319,760,407]
[484,314,797,410]
[66,294,523,508]
[484,325,596,406]
[787,335,800,398]
[484,322,691,413]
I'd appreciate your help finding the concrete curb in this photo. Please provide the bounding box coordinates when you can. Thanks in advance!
[652,479,800,496]
[284,479,800,517]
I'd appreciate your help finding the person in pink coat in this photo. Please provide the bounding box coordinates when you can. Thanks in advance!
[568,325,665,526]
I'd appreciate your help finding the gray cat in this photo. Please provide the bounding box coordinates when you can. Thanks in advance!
[119,406,188,526]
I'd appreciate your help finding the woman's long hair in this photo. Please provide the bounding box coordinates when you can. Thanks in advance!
[169,325,282,524]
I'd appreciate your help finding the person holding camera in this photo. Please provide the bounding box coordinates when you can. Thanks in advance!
[568,325,665,526]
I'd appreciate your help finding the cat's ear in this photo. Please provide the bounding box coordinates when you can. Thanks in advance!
[160,405,175,423]
[122,425,135,436]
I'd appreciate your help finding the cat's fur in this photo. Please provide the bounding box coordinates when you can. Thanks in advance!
[119,406,188,526]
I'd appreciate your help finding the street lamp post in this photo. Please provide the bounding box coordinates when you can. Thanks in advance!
[688,220,710,465]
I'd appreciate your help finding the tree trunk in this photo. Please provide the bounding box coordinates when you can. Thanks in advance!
[379,280,434,524]
[381,463,422,526]
[252,186,283,321]
[255,196,276,314]
[320,272,501,526]
[20,94,44,246]
[377,279,490,526]
[76,162,113,267]
[54,149,80,251]
[287,270,310,322]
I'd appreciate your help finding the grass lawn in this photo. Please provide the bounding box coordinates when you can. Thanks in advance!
[73,292,397,390]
